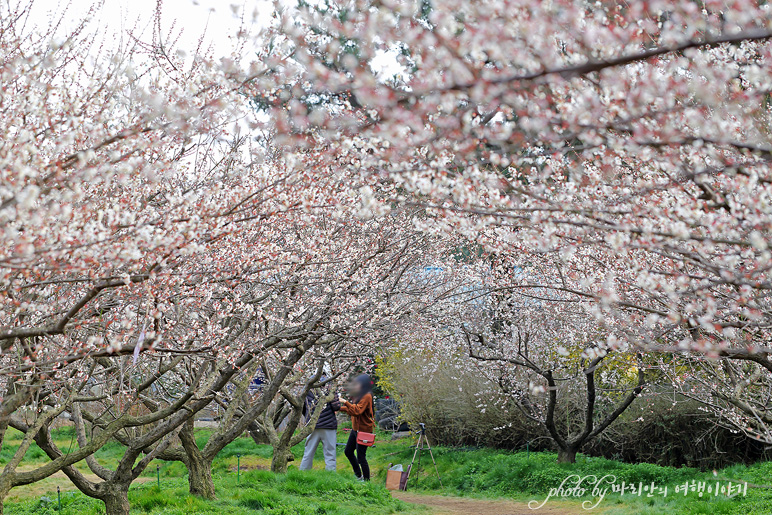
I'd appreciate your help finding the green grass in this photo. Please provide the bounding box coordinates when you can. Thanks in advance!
[365,440,772,515]
[4,469,411,515]
[373,445,772,514]
[2,426,771,514]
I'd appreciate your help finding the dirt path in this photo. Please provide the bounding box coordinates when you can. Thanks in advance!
[393,491,589,515]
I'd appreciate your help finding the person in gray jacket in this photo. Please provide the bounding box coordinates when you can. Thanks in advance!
[299,391,341,471]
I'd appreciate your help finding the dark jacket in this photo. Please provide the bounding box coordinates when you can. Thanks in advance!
[304,392,340,430]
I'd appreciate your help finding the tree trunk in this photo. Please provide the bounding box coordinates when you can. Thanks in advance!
[102,488,130,515]
[557,447,578,464]
[0,479,12,515]
[179,419,216,499]
[187,454,216,499]
[248,423,268,445]
[270,447,294,473]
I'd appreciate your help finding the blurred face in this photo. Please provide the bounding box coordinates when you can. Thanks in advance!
[348,380,361,397]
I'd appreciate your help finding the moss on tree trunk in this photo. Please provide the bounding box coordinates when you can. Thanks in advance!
[187,453,216,499]
[557,447,578,464]
[102,488,130,515]
[271,447,294,473]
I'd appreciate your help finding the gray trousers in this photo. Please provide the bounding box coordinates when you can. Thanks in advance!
[299,428,337,471]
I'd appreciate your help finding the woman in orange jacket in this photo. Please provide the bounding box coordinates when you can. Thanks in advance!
[339,374,374,481]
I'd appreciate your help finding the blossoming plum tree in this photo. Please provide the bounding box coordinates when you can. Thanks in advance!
[273,0,772,442]
[0,2,323,511]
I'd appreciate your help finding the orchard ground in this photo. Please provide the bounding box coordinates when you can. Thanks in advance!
[3,425,771,515]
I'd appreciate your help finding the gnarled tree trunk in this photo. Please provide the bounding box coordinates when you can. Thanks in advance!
[101,487,130,515]
[179,420,216,499]
[270,447,294,473]
[187,454,215,499]
[0,478,11,515]
[557,447,578,464]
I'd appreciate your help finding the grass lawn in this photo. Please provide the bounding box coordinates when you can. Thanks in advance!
[1,425,771,514]
[5,470,411,515]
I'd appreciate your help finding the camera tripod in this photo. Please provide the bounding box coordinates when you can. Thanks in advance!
[404,423,442,489]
